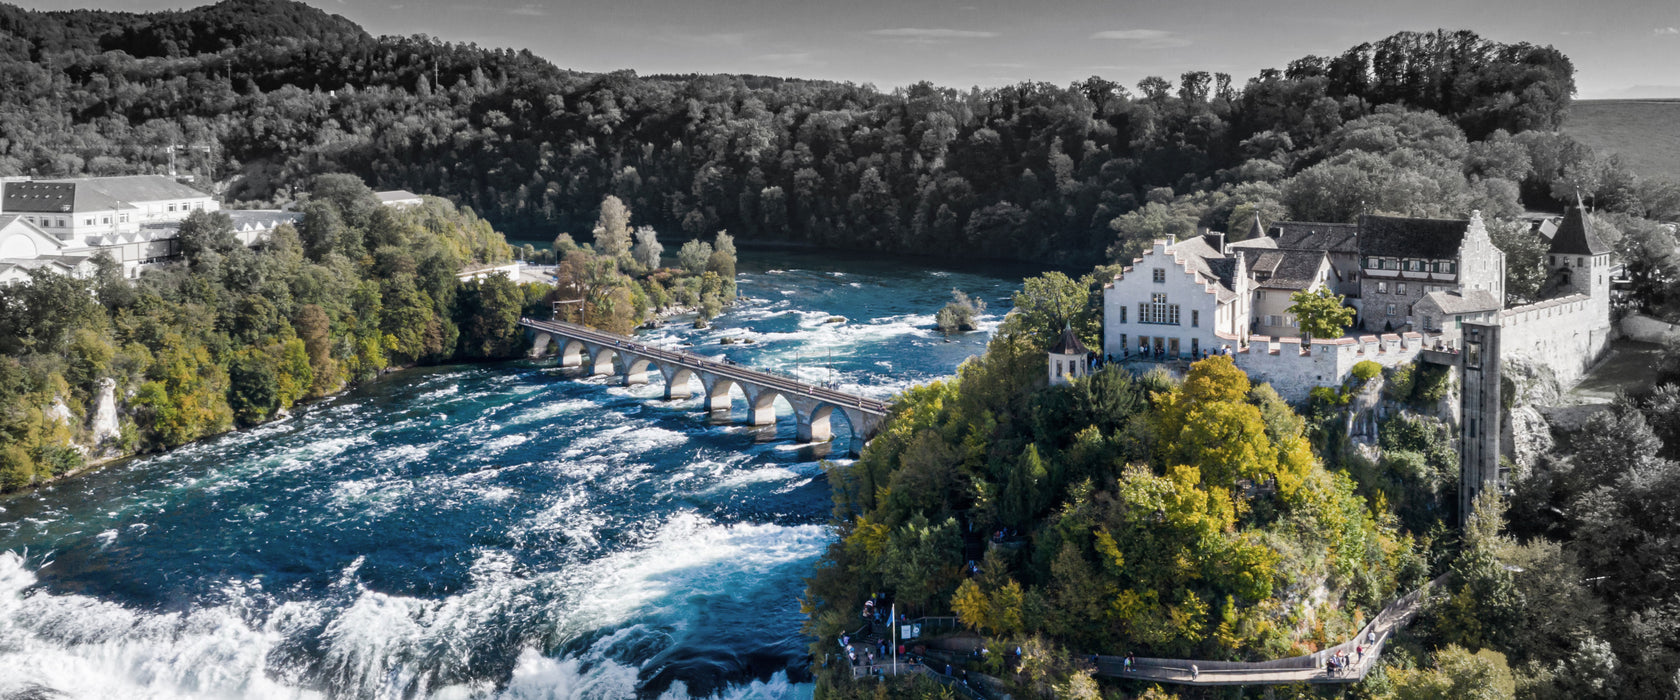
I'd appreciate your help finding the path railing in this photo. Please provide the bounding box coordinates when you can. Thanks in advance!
[895,574,1446,688]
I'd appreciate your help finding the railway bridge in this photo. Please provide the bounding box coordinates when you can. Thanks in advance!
[521,318,891,448]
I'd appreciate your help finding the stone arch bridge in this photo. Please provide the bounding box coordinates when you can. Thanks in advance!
[521,318,889,449]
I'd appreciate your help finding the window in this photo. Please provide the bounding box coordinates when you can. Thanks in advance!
[1397,283,1407,296]
[194,202,203,210]
[1266,314,1280,327]
[168,203,177,212]
[1120,334,1127,351]
[102,216,110,224]
[1377,281,1389,294]
[120,214,128,223]
[1577,257,1584,267]
[1386,303,1396,315]
[1191,338,1199,356]
[1140,293,1180,325]
[1119,306,1127,324]
[1152,268,1165,283]
[1385,259,1397,270]
[1256,291,1264,300]
[56,218,65,228]
[1191,310,1199,327]
[1365,256,1379,269]
[1056,360,1063,376]
[84,218,94,226]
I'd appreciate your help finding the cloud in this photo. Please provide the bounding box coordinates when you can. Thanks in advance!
[868,28,1000,40]
[1656,27,1680,36]
[507,4,545,16]
[1089,29,1190,48]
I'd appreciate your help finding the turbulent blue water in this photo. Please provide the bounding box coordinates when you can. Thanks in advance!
[0,249,1030,700]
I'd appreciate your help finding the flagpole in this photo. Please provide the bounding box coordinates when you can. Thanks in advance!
[891,602,898,675]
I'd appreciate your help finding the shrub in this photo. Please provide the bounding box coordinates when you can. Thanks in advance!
[1352,360,1383,383]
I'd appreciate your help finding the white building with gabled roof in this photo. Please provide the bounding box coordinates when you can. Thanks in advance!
[1102,232,1250,360]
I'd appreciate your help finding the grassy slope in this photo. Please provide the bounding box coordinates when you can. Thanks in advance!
[1563,99,1680,181]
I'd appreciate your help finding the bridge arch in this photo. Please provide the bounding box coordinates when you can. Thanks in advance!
[702,377,741,412]
[747,388,789,426]
[623,355,658,385]
[530,332,554,358]
[800,402,856,443]
[586,347,619,377]
[560,340,588,367]
[663,366,700,400]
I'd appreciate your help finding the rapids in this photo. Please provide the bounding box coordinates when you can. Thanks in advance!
[0,249,1033,699]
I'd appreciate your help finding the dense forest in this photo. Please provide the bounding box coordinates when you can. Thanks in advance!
[0,0,1676,274]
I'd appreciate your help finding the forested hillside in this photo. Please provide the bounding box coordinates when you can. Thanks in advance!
[7,0,1672,267]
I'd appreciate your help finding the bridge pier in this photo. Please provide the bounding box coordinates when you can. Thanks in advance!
[662,367,696,400]
[747,389,778,425]
[703,378,735,412]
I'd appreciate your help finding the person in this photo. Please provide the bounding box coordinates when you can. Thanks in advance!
[1124,653,1134,673]
[1367,630,1377,646]
[1356,644,1364,662]
[1190,664,1199,680]
[945,664,953,677]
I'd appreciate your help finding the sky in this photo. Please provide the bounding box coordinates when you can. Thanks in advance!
[17,0,1680,98]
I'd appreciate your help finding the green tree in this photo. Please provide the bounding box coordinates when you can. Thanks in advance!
[1286,287,1356,339]
[631,226,663,270]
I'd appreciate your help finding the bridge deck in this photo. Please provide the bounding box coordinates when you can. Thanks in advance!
[520,318,892,415]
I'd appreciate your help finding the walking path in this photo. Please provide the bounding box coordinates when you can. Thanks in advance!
[886,575,1444,692]
[1092,575,1442,686]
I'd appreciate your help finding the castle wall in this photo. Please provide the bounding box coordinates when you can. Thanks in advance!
[1497,294,1613,386]
[1232,332,1432,402]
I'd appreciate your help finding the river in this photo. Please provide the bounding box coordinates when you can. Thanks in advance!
[0,249,1033,700]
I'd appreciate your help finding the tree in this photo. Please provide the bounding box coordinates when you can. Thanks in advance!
[936,289,986,334]
[593,195,633,264]
[677,239,712,275]
[1006,272,1097,349]
[1287,287,1356,339]
[631,226,663,270]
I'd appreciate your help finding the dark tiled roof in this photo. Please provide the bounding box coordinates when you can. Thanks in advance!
[1167,236,1239,301]
[1049,326,1090,355]
[1244,213,1266,241]
[1356,214,1468,259]
[1240,248,1327,290]
[2,181,128,213]
[1271,221,1359,254]
[41,175,209,204]
[1548,207,1611,256]
[1420,289,1500,315]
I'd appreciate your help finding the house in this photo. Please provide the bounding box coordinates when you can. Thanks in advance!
[0,174,294,279]
[1355,213,1505,332]
[1101,232,1249,359]
[0,215,95,285]
[375,190,424,208]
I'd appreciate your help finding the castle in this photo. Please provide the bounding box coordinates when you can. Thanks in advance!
[1097,208,1614,402]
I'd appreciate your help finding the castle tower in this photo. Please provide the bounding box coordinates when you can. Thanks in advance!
[1048,326,1091,386]
[1547,204,1612,329]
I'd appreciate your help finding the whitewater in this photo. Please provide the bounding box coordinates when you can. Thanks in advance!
[0,250,1029,699]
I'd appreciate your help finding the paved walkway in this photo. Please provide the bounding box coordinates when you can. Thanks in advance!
[1092,575,1442,686]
